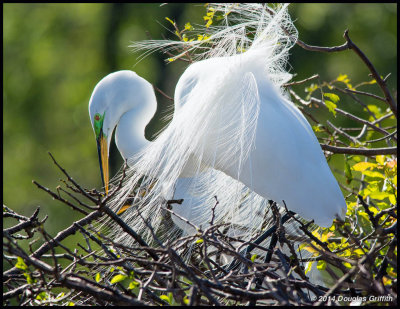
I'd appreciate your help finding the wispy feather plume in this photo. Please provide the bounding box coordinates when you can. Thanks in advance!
[106,4,318,272]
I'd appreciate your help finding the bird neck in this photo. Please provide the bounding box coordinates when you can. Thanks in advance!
[115,104,154,162]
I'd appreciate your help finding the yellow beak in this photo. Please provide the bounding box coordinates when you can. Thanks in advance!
[97,134,109,194]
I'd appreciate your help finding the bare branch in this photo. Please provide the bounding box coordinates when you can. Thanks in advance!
[321,144,397,156]
[343,30,397,116]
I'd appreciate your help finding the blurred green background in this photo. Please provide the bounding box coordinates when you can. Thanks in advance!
[3,3,397,237]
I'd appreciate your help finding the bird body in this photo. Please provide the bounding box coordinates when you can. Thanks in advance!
[89,4,347,248]
[173,51,346,227]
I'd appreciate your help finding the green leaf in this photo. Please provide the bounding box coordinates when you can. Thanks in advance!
[353,248,365,257]
[367,104,382,119]
[195,238,203,244]
[316,260,326,270]
[36,291,48,300]
[15,256,28,270]
[312,124,323,132]
[362,170,385,179]
[368,191,391,200]
[344,158,352,184]
[128,280,140,289]
[336,74,353,89]
[23,273,34,284]
[352,162,377,172]
[324,93,340,103]
[305,83,318,93]
[250,254,257,262]
[324,100,337,116]
[351,156,362,163]
[376,155,385,165]
[357,211,370,222]
[197,34,210,41]
[297,243,308,251]
[343,262,352,268]
[95,272,101,283]
[184,22,193,31]
[165,17,175,25]
[110,274,127,284]
[160,295,171,304]
[336,74,349,82]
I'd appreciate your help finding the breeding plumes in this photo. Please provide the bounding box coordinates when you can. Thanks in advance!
[88,3,347,266]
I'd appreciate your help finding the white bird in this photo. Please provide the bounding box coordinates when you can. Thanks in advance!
[88,70,213,233]
[88,4,347,251]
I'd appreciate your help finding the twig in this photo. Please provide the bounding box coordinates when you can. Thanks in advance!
[345,88,386,103]
[343,30,397,116]
[320,144,397,156]
[283,74,319,87]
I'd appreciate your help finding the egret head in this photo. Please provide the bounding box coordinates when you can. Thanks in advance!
[89,70,157,194]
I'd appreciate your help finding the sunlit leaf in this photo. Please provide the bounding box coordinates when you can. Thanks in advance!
[353,248,364,256]
[357,211,370,221]
[36,292,48,301]
[323,92,340,103]
[160,295,171,304]
[382,276,392,285]
[361,170,385,179]
[336,74,349,82]
[110,274,127,284]
[352,162,377,172]
[184,22,193,31]
[367,104,382,119]
[316,260,326,270]
[368,191,391,200]
[23,273,34,284]
[336,74,353,89]
[128,280,140,289]
[321,231,334,243]
[324,100,337,116]
[165,17,174,25]
[302,245,318,255]
[16,257,28,270]
[376,155,385,165]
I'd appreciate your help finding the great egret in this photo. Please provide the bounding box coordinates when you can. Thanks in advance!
[89,4,347,251]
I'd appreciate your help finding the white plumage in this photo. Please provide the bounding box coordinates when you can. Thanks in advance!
[89,3,347,250]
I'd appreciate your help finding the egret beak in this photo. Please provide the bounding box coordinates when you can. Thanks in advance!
[96,133,109,195]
